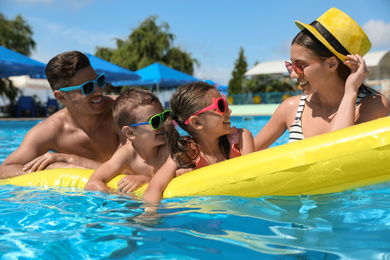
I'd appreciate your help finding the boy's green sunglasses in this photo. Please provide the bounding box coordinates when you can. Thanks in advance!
[125,110,170,130]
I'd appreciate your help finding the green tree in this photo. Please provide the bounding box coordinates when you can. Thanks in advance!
[95,16,198,75]
[228,47,248,95]
[0,13,36,56]
[0,13,36,107]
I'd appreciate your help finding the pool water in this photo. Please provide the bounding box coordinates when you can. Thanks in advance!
[0,118,389,259]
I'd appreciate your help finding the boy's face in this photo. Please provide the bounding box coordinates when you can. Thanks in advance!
[129,102,167,146]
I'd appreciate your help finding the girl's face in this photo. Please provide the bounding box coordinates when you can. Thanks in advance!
[289,44,328,94]
[196,89,233,137]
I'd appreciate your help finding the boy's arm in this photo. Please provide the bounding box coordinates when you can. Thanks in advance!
[117,175,151,193]
[142,156,178,204]
[84,146,129,192]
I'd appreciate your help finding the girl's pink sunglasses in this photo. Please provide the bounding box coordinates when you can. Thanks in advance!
[185,94,228,125]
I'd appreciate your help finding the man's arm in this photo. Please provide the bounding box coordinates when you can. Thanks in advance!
[0,118,106,179]
[0,121,56,178]
[22,152,103,173]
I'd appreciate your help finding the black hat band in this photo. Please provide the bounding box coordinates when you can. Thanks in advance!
[310,20,350,56]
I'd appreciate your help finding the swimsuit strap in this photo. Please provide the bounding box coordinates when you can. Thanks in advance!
[355,88,368,106]
[288,95,308,143]
[289,89,370,144]
[294,95,308,121]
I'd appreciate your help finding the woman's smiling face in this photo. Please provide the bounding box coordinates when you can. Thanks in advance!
[290,44,328,94]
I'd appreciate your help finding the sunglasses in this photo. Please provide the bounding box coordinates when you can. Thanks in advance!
[285,58,324,76]
[58,73,106,95]
[185,94,228,125]
[126,110,171,130]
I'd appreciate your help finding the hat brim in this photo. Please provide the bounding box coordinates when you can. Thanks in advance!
[295,20,348,62]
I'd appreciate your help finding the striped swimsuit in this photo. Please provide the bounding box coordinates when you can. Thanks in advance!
[288,90,369,143]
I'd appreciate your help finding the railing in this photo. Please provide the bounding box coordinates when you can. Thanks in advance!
[227,91,301,105]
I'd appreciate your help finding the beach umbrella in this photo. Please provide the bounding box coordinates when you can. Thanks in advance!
[112,62,199,89]
[85,53,141,84]
[0,46,46,78]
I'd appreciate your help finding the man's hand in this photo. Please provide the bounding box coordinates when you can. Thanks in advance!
[23,153,70,173]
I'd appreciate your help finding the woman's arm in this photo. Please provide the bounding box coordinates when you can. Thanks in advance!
[331,54,369,131]
[254,97,298,151]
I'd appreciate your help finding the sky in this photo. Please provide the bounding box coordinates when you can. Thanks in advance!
[1,0,390,85]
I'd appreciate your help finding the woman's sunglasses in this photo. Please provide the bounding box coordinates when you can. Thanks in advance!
[185,94,228,125]
[285,58,324,77]
[58,73,106,95]
[126,110,171,130]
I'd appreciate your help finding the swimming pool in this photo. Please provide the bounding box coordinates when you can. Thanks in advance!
[0,118,389,259]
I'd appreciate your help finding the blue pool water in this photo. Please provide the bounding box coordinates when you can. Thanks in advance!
[0,118,389,259]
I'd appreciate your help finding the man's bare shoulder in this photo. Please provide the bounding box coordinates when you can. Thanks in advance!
[42,108,71,131]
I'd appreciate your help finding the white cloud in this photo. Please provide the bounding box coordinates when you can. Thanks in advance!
[275,39,292,59]
[194,66,231,86]
[29,17,119,62]
[363,20,390,49]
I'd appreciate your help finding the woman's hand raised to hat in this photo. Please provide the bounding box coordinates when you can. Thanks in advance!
[344,54,369,94]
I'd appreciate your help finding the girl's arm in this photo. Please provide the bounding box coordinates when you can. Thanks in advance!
[142,156,178,204]
[238,128,255,155]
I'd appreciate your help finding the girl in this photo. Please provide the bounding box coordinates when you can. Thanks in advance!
[143,82,255,203]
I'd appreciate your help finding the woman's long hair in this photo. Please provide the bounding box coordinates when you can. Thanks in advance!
[164,82,230,168]
[292,29,377,94]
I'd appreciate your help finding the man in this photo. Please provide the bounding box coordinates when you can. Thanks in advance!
[0,51,126,179]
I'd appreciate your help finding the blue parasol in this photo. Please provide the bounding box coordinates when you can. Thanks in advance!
[0,46,46,78]
[85,53,141,84]
[112,62,199,88]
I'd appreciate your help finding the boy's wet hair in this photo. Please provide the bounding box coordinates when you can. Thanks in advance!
[45,51,91,91]
[112,88,160,129]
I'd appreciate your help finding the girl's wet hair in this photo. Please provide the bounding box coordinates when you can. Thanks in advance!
[163,82,230,168]
[45,51,91,91]
[292,29,377,94]
[112,88,160,129]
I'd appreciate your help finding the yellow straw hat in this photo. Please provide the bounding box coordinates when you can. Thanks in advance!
[295,7,371,62]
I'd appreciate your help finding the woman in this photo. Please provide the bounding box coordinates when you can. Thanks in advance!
[255,7,390,150]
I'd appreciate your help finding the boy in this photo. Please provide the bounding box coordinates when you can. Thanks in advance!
[85,88,170,193]
[0,51,126,179]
